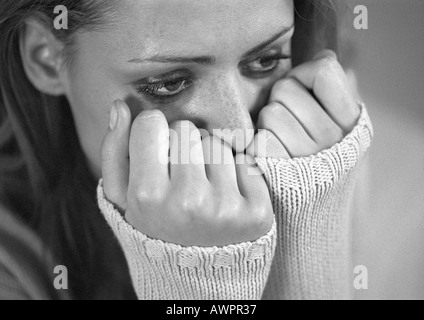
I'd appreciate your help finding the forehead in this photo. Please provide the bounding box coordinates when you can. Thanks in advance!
[108,0,294,58]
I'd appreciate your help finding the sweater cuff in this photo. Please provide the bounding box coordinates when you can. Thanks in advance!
[255,104,373,300]
[97,182,277,300]
[255,104,373,192]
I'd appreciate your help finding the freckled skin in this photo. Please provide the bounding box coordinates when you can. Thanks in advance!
[59,0,294,179]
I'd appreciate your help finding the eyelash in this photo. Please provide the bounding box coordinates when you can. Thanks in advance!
[243,54,291,74]
[137,79,192,95]
[135,54,291,100]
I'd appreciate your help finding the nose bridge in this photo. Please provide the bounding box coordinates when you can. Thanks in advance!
[199,71,256,152]
[208,71,253,131]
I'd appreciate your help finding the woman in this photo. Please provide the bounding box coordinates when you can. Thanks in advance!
[0,0,373,300]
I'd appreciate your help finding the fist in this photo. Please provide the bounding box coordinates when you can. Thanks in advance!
[101,102,274,247]
[247,50,361,159]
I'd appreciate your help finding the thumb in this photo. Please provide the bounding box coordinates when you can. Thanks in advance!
[101,100,131,213]
[346,68,362,102]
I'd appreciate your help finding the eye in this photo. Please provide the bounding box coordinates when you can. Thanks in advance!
[243,54,291,74]
[137,78,192,97]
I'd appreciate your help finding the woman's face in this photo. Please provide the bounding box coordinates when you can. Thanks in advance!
[62,0,294,179]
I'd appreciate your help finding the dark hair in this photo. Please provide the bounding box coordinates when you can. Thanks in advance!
[0,0,135,300]
[0,0,340,299]
[293,0,340,66]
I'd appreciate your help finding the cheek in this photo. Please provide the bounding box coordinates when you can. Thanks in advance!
[65,69,122,179]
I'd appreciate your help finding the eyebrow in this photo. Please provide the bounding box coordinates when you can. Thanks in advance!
[127,23,294,65]
[242,23,294,58]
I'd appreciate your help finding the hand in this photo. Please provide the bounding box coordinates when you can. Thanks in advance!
[247,50,361,159]
[101,101,274,247]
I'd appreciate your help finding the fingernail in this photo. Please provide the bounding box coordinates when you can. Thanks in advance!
[109,102,119,130]
[138,109,164,120]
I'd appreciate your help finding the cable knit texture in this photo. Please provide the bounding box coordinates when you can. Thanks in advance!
[257,104,373,300]
[97,185,277,300]
[97,104,373,301]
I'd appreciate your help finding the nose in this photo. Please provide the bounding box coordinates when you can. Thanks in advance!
[193,72,269,153]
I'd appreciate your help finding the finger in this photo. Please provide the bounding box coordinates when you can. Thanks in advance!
[101,100,131,212]
[257,102,319,158]
[235,154,270,201]
[202,135,237,188]
[169,120,207,181]
[235,154,274,241]
[128,109,170,191]
[288,49,360,132]
[246,129,290,159]
[269,78,344,148]
[346,68,362,102]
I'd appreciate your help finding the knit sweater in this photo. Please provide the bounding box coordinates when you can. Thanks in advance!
[0,105,373,300]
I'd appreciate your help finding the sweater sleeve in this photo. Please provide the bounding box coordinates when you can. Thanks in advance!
[97,184,277,300]
[256,104,374,300]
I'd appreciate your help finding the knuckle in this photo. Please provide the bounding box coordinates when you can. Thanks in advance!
[209,199,243,229]
[175,187,210,217]
[316,54,341,77]
[260,102,283,119]
[258,102,289,128]
[178,197,203,215]
[133,185,163,207]
[272,78,298,95]
[186,191,243,226]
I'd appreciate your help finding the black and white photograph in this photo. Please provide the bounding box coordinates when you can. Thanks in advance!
[0,0,423,303]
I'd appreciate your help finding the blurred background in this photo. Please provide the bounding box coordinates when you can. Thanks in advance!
[341,0,424,300]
